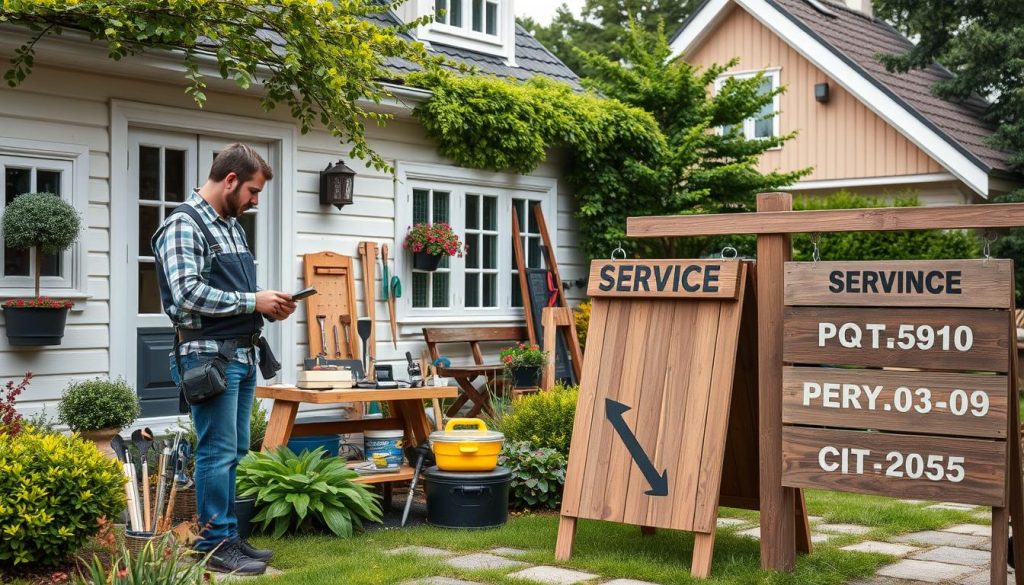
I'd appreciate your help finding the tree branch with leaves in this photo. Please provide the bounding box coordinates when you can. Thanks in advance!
[1,0,443,171]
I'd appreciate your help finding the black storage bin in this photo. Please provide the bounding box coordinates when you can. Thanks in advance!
[424,466,510,529]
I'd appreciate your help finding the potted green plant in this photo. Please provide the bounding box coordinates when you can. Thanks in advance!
[402,222,465,272]
[501,343,549,388]
[58,377,140,458]
[2,192,82,346]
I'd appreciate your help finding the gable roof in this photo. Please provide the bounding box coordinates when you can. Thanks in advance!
[670,0,1018,196]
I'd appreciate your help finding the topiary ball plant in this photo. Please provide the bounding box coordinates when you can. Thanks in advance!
[2,193,81,299]
[0,428,124,566]
[58,377,140,432]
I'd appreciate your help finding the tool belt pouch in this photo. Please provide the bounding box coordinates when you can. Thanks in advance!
[175,334,233,406]
[257,336,281,380]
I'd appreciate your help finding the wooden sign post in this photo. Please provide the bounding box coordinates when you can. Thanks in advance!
[781,259,1021,583]
[557,259,775,577]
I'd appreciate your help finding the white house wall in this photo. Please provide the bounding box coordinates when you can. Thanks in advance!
[0,63,587,425]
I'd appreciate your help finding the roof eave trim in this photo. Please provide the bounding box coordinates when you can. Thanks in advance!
[669,0,993,197]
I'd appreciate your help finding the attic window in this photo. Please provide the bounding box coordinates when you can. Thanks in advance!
[436,0,499,36]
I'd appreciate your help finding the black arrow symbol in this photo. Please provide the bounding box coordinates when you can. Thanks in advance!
[605,398,669,496]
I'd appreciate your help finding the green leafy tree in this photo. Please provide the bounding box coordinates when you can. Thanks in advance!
[1,0,440,171]
[872,1,1024,301]
[576,22,810,258]
[518,0,696,77]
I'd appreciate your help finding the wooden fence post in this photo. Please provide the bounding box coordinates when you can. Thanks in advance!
[756,193,796,571]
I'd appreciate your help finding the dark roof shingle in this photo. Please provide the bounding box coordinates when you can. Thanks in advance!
[768,0,1014,172]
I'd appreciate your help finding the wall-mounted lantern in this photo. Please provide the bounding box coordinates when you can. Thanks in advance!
[319,160,356,210]
[815,82,830,103]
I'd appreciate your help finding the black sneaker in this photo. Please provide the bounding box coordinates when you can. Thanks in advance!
[239,539,273,562]
[206,540,267,575]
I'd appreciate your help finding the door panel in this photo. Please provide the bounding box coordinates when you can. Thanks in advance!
[137,328,178,417]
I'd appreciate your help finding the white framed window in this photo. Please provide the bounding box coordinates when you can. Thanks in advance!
[395,163,556,328]
[398,0,515,63]
[435,0,500,36]
[715,69,781,142]
[0,138,89,300]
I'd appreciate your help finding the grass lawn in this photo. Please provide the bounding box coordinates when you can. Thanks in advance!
[245,489,987,585]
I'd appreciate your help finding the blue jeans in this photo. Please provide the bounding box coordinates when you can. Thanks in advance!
[170,352,255,551]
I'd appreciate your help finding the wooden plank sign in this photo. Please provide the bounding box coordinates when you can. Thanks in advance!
[781,259,1014,510]
[558,259,761,578]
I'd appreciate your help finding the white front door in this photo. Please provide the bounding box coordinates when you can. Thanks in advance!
[127,129,271,417]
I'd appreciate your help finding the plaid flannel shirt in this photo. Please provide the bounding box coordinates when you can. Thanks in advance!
[152,191,256,364]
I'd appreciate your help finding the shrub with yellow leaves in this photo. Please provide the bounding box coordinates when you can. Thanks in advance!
[0,428,124,566]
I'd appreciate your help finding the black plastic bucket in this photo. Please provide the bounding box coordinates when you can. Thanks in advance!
[423,466,510,529]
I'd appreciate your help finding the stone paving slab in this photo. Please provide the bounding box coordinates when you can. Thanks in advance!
[876,559,976,583]
[445,553,529,571]
[960,569,1015,585]
[945,523,992,537]
[811,533,834,544]
[507,566,600,584]
[489,547,529,557]
[898,499,925,505]
[737,527,761,539]
[840,541,919,556]
[716,517,749,527]
[924,502,978,511]
[818,523,871,535]
[601,580,662,585]
[388,546,452,557]
[910,545,990,566]
[892,530,989,548]
[807,515,824,523]
[399,578,486,585]
[216,567,284,581]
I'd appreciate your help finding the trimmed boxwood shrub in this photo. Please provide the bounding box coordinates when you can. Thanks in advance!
[58,377,140,432]
[0,428,124,566]
[498,382,577,456]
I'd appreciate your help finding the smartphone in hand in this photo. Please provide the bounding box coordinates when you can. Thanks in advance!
[291,286,317,301]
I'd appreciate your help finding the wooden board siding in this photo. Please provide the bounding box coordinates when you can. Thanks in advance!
[684,5,946,183]
[0,63,587,423]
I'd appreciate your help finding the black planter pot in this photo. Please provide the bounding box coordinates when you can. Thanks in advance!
[412,251,443,272]
[510,366,541,388]
[235,497,257,539]
[2,306,69,346]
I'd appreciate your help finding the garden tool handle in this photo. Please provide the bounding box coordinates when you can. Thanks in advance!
[445,418,487,432]
[141,460,151,532]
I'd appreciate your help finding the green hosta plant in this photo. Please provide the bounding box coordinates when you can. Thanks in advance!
[237,446,381,538]
[498,440,567,510]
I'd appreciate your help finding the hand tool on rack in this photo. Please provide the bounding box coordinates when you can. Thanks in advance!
[333,324,341,358]
[340,315,353,357]
[381,244,398,349]
[357,242,378,368]
[357,318,372,380]
[316,313,328,358]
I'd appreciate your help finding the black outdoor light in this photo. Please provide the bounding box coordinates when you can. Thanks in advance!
[319,160,356,210]
[815,82,830,103]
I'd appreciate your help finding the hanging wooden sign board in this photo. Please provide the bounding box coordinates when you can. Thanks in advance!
[556,259,765,578]
[781,259,1023,581]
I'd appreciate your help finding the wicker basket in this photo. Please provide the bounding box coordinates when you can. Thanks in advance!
[150,485,198,525]
[124,531,164,557]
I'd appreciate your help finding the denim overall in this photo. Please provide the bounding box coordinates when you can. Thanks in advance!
[155,203,263,551]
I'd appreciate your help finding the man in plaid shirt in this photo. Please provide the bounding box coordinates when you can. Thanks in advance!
[153,144,295,575]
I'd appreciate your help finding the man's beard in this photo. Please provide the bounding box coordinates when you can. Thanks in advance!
[225,183,253,217]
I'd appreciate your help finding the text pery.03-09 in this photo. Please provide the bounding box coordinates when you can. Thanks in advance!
[780,259,1013,507]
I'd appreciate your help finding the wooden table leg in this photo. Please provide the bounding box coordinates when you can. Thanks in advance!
[262,400,299,451]
[394,399,432,447]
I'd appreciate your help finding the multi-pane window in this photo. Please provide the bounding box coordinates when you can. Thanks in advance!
[716,70,780,140]
[411,188,451,309]
[465,194,498,308]
[400,173,554,321]
[511,199,542,308]
[136,145,190,314]
[436,0,498,36]
[1,156,73,286]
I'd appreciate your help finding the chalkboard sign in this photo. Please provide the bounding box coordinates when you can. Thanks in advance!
[525,268,575,384]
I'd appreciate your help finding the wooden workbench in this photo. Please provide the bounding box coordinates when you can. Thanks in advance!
[256,385,458,495]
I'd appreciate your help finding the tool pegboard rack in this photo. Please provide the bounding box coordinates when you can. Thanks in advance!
[302,251,359,361]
